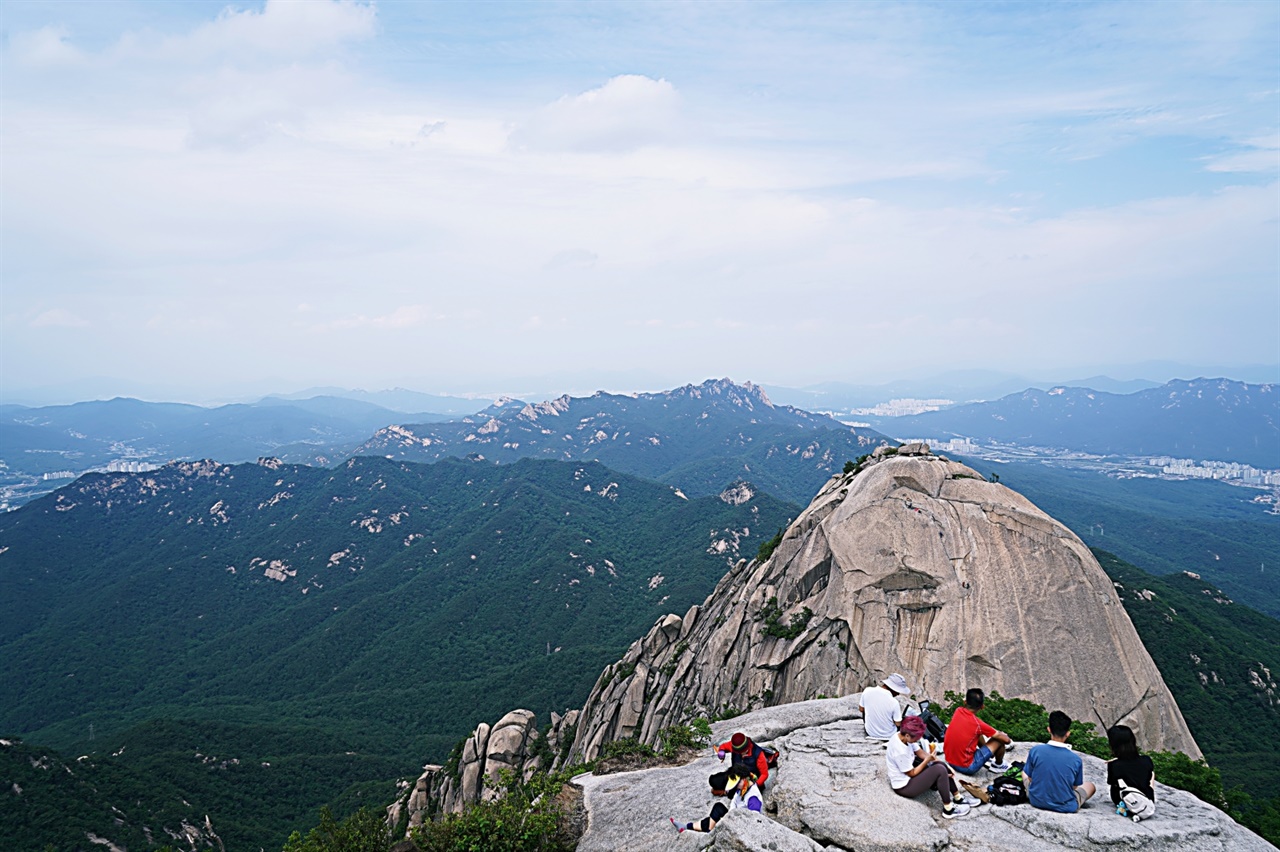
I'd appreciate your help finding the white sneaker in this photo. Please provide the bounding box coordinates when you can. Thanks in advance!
[987,761,1012,773]
[943,803,972,819]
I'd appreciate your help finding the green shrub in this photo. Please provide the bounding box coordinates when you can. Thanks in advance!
[283,806,394,852]
[1150,751,1227,810]
[757,528,784,562]
[658,718,713,758]
[758,596,813,639]
[412,769,572,852]
[597,738,655,761]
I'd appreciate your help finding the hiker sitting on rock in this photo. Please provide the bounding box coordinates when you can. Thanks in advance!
[859,673,911,740]
[672,771,762,833]
[887,716,977,819]
[710,732,770,794]
[1106,724,1155,819]
[1024,710,1097,813]
[943,688,1012,774]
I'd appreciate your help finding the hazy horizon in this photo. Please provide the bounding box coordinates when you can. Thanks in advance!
[3,1,1278,400]
[4,359,1276,409]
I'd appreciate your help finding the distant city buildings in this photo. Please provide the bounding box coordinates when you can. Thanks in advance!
[1147,457,1280,486]
[849,398,953,417]
[900,437,978,455]
[104,460,160,473]
[902,438,1280,490]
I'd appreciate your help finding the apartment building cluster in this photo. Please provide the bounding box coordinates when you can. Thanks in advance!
[1147,457,1280,486]
[900,437,979,455]
[848,398,954,417]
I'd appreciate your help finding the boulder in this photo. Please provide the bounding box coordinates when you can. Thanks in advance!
[570,452,1199,762]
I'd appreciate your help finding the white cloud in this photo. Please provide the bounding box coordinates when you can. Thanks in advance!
[30,309,89,328]
[1204,135,1280,173]
[322,305,443,331]
[7,26,85,68]
[513,75,682,153]
[1,2,1275,394]
[119,0,376,63]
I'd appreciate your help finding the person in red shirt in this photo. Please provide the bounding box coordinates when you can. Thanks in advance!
[709,731,771,792]
[943,688,1012,774]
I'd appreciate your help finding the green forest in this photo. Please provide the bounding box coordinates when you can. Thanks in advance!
[0,456,797,849]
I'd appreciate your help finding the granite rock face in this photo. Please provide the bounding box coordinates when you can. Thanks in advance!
[388,708,579,827]
[569,449,1199,761]
[572,699,1266,852]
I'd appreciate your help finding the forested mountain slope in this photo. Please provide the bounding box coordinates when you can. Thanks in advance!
[0,455,797,849]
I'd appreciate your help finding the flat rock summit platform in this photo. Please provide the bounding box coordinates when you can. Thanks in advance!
[573,698,1270,852]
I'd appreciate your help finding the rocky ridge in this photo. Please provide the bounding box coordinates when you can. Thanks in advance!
[568,444,1199,761]
[392,697,1267,851]
[389,709,579,831]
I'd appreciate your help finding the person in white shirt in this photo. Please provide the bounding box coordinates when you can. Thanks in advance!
[887,716,975,819]
[860,673,910,739]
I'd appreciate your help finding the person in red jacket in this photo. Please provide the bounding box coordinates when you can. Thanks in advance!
[709,731,770,793]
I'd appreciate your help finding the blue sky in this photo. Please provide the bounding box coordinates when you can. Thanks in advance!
[2,0,1277,402]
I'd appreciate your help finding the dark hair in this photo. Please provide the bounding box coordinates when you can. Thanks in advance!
[1048,711,1072,737]
[965,688,985,710]
[1107,724,1140,760]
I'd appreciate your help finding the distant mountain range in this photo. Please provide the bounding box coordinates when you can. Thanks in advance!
[264,386,481,416]
[765,371,1163,411]
[354,378,892,505]
[880,378,1279,469]
[0,395,473,483]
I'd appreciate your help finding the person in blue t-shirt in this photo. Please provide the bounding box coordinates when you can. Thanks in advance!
[1023,711,1097,813]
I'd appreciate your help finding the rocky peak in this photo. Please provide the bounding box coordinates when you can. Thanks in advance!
[568,446,1200,761]
[663,378,774,409]
[717,481,756,506]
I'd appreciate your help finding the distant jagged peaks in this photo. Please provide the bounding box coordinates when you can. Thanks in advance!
[511,379,776,420]
[658,377,775,409]
[361,378,891,505]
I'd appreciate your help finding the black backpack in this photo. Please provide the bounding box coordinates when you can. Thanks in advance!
[990,776,1028,806]
[917,700,947,742]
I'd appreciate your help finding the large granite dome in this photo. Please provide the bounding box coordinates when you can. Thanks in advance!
[570,445,1199,760]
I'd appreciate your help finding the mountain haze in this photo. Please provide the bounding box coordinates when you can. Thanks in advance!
[883,379,1278,468]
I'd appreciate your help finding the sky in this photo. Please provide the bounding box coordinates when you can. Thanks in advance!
[2,0,1278,403]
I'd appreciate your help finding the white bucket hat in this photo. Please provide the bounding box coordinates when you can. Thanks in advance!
[882,673,911,695]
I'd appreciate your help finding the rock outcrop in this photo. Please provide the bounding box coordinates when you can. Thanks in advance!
[388,709,579,828]
[570,446,1199,761]
[572,698,1267,851]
